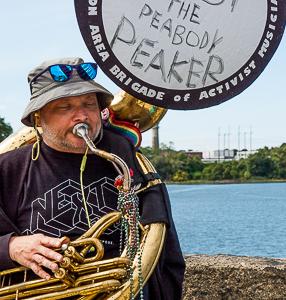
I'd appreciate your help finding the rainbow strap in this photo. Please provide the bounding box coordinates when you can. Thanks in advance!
[104,109,142,148]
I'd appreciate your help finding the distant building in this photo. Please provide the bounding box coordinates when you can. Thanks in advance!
[214,149,237,160]
[186,148,257,163]
[185,150,203,160]
[235,149,256,160]
[203,148,258,162]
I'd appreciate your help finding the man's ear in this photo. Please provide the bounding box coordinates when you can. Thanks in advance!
[34,112,41,127]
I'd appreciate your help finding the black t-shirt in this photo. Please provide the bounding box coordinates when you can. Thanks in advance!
[0,129,165,263]
[0,129,185,299]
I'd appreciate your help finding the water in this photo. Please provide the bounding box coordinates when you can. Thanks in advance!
[167,182,286,258]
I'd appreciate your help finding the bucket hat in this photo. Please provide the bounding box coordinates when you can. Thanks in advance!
[21,57,114,126]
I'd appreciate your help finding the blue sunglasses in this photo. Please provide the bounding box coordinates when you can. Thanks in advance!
[30,63,98,92]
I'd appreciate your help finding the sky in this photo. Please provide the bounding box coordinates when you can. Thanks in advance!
[0,1,285,152]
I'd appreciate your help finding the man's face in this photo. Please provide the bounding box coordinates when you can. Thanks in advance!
[39,93,101,153]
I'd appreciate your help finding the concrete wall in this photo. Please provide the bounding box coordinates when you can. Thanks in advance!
[183,255,286,299]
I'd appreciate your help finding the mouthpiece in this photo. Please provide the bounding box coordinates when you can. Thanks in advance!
[73,123,89,138]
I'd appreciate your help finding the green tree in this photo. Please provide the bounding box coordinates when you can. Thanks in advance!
[211,163,224,180]
[141,142,286,182]
[247,148,275,178]
[222,164,232,179]
[192,171,202,180]
[201,163,224,181]
[172,170,189,182]
[187,157,204,179]
[243,170,251,180]
[237,159,248,178]
[230,166,239,179]
[140,144,203,181]
[0,117,13,142]
[201,164,214,180]
[270,144,286,178]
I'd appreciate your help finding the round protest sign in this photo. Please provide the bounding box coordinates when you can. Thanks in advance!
[75,0,285,110]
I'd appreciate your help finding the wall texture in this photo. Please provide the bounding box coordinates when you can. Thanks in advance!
[183,254,286,300]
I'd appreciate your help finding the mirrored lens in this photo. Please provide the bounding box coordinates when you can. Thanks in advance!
[49,65,73,82]
[77,63,97,80]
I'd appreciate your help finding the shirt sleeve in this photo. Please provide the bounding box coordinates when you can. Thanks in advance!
[0,233,17,270]
[0,150,25,270]
[142,184,186,300]
[139,184,170,226]
[0,208,21,270]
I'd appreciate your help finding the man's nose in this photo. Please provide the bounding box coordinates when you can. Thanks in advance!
[73,108,88,122]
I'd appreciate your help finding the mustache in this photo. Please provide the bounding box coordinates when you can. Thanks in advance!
[71,122,101,141]
[70,122,91,134]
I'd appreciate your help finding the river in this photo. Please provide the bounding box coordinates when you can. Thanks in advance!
[167,182,286,258]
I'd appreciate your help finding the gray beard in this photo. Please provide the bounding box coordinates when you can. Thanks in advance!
[41,124,101,153]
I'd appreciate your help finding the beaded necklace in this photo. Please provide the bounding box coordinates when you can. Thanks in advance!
[115,175,143,300]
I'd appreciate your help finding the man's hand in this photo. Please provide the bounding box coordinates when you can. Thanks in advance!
[9,234,68,280]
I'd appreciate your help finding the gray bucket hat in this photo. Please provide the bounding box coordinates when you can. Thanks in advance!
[21,57,114,127]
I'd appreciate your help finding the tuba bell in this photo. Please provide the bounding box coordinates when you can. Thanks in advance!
[0,91,167,299]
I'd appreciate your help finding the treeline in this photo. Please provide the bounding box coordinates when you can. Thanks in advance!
[140,143,286,182]
[0,117,12,142]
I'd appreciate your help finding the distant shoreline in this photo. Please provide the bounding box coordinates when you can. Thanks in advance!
[165,179,286,185]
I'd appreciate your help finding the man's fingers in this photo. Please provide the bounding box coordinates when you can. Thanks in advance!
[29,261,51,280]
[59,236,70,245]
[9,234,65,279]
[40,236,63,248]
[38,245,63,263]
[33,253,59,272]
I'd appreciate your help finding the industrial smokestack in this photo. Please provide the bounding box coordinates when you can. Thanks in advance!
[152,124,159,151]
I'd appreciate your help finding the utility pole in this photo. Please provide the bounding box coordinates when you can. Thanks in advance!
[244,132,247,150]
[249,126,253,153]
[223,132,226,159]
[228,126,231,150]
[218,127,221,162]
[238,126,241,151]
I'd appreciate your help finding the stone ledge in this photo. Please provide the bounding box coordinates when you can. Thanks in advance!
[183,254,286,300]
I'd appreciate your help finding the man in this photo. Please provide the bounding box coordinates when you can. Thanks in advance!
[0,57,185,299]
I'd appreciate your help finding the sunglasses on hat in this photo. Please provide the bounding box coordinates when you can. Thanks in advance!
[29,63,98,92]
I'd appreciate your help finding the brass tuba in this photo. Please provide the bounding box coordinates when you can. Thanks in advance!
[0,92,167,299]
